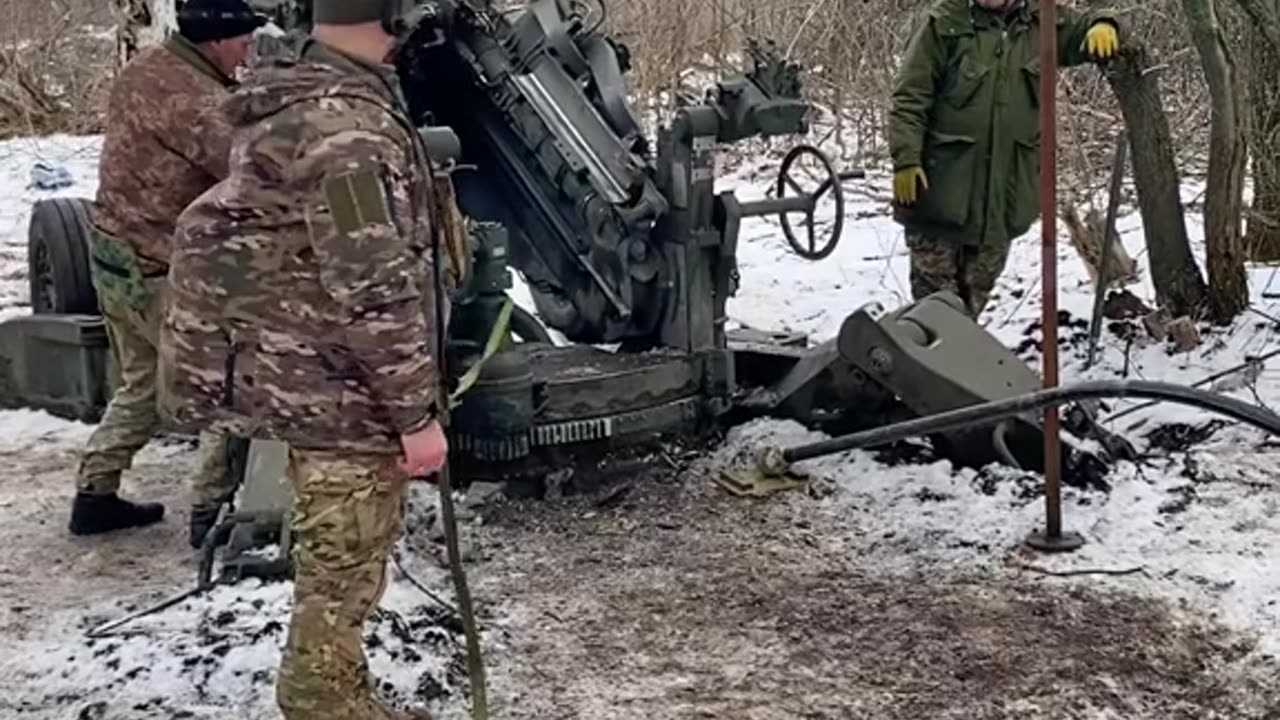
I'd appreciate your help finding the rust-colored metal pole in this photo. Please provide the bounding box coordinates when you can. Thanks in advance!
[1027,0,1083,553]
[1040,0,1061,536]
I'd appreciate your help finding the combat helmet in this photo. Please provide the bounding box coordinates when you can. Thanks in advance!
[311,0,430,36]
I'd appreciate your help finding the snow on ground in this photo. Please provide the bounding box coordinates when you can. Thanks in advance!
[3,131,1280,712]
[3,571,467,719]
[714,154,1280,658]
[0,407,95,453]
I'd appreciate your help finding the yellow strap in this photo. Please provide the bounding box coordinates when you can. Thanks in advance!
[448,299,515,409]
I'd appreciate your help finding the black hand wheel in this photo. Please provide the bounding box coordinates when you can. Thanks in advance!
[777,145,845,261]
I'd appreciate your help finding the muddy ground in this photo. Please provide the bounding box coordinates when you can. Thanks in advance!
[2,436,1280,719]
[0,437,199,642]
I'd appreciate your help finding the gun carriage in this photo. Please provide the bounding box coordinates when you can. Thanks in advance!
[1,0,1088,577]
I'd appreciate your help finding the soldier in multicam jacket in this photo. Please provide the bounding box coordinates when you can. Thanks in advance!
[159,2,445,717]
[71,0,265,542]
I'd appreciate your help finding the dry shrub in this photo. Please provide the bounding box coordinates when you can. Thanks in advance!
[0,0,116,139]
[0,0,1219,190]
[608,0,1211,181]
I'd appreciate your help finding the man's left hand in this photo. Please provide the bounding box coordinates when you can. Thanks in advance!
[399,419,449,479]
[1085,23,1119,60]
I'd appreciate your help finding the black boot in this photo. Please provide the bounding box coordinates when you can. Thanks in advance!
[69,492,165,536]
[188,506,222,550]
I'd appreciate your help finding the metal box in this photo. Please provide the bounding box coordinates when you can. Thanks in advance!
[0,314,118,423]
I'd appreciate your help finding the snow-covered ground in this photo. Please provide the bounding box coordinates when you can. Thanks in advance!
[2,131,1280,715]
[714,150,1280,659]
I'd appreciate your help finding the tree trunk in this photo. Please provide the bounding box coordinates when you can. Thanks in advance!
[111,0,147,68]
[1104,48,1208,317]
[1243,7,1280,260]
[112,0,176,68]
[1184,0,1250,323]
[148,0,177,40]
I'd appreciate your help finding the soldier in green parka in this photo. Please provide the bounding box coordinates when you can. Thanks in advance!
[889,0,1120,317]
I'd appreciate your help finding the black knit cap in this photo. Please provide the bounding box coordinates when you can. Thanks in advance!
[177,0,267,43]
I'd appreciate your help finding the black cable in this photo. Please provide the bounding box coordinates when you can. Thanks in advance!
[991,421,1022,469]
[779,380,1280,466]
[585,0,607,35]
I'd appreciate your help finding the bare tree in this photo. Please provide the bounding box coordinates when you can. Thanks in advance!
[0,0,115,138]
[1182,0,1249,322]
[112,0,175,68]
[1238,2,1280,260]
[1232,0,1280,48]
[1105,48,1208,317]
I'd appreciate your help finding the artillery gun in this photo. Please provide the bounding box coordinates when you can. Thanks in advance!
[0,0,1085,578]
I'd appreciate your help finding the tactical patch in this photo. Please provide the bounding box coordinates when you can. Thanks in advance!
[88,229,152,311]
[323,169,394,237]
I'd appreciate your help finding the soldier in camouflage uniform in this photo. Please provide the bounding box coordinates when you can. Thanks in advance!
[159,2,444,717]
[889,0,1120,318]
[71,0,265,541]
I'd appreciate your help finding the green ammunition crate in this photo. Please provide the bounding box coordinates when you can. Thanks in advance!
[0,314,118,423]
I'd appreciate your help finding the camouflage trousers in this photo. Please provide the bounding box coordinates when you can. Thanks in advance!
[277,449,411,720]
[906,230,1013,318]
[76,275,233,509]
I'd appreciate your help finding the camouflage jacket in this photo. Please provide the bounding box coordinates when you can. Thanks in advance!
[93,35,236,270]
[160,40,442,454]
[889,0,1115,247]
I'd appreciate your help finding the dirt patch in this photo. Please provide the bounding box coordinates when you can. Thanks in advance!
[1146,420,1229,453]
[472,475,1280,719]
[4,434,1280,719]
[0,440,199,642]
[0,437,469,720]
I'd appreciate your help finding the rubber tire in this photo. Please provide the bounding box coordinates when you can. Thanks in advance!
[28,197,98,315]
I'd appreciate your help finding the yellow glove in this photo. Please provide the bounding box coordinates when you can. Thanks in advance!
[893,166,928,205]
[1085,22,1118,60]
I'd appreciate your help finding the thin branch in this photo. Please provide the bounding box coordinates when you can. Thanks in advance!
[1014,562,1147,578]
[1231,0,1280,51]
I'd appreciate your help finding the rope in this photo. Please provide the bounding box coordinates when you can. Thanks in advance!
[449,299,514,409]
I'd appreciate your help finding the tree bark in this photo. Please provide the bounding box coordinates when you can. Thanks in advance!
[1104,48,1208,317]
[1232,0,1280,50]
[1242,5,1280,260]
[1184,0,1250,323]
[112,0,176,68]
[148,0,177,40]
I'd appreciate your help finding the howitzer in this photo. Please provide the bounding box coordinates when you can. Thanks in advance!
[0,0,1113,578]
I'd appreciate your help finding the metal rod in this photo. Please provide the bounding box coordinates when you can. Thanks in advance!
[1086,132,1129,369]
[1039,0,1062,539]
[438,466,489,719]
[777,380,1280,465]
[86,517,234,639]
[1104,347,1280,423]
[737,196,816,217]
[86,586,212,639]
[427,145,489,720]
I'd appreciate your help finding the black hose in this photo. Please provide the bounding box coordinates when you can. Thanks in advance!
[197,519,235,589]
[991,421,1022,469]
[585,0,607,35]
[781,380,1280,465]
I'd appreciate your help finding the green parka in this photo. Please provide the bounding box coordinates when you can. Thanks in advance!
[889,0,1116,247]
